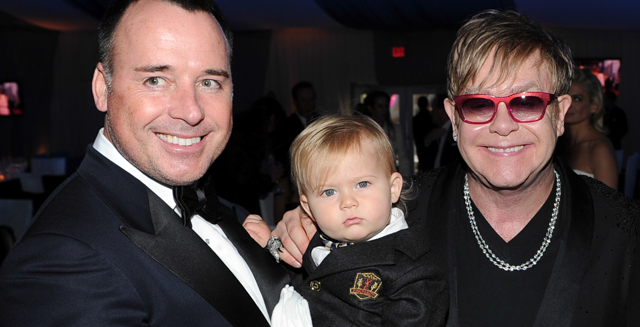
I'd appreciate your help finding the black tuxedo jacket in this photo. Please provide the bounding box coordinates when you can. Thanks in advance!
[292,227,448,326]
[423,124,461,171]
[410,160,640,326]
[0,146,289,326]
[412,110,437,172]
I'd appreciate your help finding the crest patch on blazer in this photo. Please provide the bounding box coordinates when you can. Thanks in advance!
[350,272,381,300]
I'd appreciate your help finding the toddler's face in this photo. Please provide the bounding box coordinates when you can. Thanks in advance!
[300,140,402,243]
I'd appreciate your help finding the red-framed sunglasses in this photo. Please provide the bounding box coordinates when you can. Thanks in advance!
[453,92,557,124]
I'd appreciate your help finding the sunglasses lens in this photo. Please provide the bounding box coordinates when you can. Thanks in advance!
[461,98,495,122]
[509,95,545,121]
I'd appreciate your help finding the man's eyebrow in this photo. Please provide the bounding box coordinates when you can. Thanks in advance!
[133,66,230,78]
[463,86,482,94]
[463,81,541,95]
[134,65,171,73]
[509,81,541,94]
[204,69,230,78]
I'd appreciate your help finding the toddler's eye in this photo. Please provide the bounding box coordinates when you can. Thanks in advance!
[322,189,336,197]
[357,181,370,188]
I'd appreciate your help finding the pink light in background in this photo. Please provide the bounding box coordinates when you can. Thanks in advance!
[390,94,398,108]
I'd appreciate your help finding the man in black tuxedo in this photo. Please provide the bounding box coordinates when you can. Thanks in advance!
[425,93,461,169]
[0,0,288,325]
[272,81,318,212]
[412,95,436,173]
[273,81,318,172]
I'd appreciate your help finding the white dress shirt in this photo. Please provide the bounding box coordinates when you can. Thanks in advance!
[92,129,271,324]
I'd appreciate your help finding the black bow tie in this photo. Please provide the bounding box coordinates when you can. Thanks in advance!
[173,175,222,228]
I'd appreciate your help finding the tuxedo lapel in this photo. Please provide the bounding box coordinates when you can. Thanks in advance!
[80,147,278,325]
[120,190,270,327]
[77,146,154,234]
[301,233,323,272]
[533,165,594,327]
[216,209,290,314]
[196,172,290,314]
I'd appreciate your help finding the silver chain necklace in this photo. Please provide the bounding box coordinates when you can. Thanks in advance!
[463,170,561,271]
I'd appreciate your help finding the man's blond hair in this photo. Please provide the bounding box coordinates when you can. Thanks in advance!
[447,10,574,102]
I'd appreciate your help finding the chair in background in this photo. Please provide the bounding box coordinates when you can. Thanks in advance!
[20,156,67,193]
[624,152,639,199]
[0,179,23,198]
[17,156,69,210]
[0,225,16,264]
[0,199,33,242]
[616,150,624,174]
[31,156,67,176]
[18,173,45,194]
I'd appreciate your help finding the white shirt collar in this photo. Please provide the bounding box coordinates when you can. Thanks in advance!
[368,207,408,241]
[92,128,176,209]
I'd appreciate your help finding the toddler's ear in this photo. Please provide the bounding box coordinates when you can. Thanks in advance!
[389,172,403,203]
[299,194,315,221]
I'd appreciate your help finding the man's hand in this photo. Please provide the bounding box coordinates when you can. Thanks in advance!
[271,206,317,268]
[243,214,272,248]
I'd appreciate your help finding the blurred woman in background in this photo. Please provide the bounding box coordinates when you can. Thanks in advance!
[557,68,618,189]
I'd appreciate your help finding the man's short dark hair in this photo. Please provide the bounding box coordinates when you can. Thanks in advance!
[98,0,233,83]
[291,81,315,101]
[417,96,429,109]
[363,90,390,108]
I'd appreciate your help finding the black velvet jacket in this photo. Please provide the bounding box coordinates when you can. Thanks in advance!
[410,160,640,327]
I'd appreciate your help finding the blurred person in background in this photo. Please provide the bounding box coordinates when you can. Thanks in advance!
[556,68,618,189]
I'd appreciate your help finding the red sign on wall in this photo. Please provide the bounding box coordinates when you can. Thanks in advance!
[392,47,405,58]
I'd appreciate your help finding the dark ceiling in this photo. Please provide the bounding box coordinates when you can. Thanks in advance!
[0,0,639,32]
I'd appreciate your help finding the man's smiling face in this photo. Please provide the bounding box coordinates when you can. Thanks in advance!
[444,51,570,190]
[93,0,233,186]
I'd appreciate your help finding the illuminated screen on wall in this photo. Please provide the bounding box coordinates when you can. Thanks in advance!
[0,82,22,116]
[574,59,620,93]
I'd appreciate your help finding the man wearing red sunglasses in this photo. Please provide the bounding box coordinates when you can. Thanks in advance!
[271,9,639,326]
